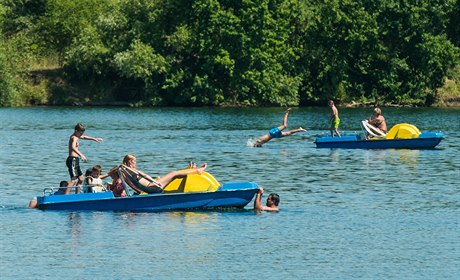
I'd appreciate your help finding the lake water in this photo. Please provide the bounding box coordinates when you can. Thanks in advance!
[0,107,459,279]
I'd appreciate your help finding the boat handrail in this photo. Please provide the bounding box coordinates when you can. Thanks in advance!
[82,184,108,192]
[117,166,135,196]
[42,184,109,196]
[43,188,55,196]
[42,186,81,196]
[361,120,386,138]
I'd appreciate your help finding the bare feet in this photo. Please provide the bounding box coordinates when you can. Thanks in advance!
[197,163,207,174]
[188,161,197,169]
[298,127,307,132]
[285,108,292,114]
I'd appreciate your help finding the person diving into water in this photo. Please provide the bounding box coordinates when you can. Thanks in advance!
[252,108,307,147]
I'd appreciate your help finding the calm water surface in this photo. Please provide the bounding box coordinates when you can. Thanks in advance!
[1,107,459,279]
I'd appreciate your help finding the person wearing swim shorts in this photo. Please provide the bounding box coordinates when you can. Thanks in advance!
[66,123,103,194]
[328,100,341,137]
[253,108,307,147]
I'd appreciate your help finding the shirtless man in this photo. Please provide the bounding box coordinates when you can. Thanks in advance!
[253,108,307,147]
[368,107,387,133]
[254,187,279,211]
[328,100,341,137]
[65,123,103,194]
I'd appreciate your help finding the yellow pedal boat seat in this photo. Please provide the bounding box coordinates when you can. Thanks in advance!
[386,123,421,139]
[163,171,220,193]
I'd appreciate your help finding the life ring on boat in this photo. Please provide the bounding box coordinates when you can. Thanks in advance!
[361,120,386,138]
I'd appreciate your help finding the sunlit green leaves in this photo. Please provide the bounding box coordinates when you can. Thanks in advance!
[114,39,168,82]
[0,0,458,106]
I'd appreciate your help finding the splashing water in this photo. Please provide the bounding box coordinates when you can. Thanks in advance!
[246,138,257,147]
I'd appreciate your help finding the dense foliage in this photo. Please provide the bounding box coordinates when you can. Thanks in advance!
[0,0,459,106]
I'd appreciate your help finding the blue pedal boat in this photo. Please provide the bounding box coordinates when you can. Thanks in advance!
[314,122,444,149]
[35,166,259,211]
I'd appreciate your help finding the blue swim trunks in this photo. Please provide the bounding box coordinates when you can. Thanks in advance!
[269,127,282,138]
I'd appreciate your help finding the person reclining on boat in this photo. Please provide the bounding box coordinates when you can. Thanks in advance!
[121,154,207,194]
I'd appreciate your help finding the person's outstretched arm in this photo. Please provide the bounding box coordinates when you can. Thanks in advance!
[254,187,264,210]
[81,135,103,142]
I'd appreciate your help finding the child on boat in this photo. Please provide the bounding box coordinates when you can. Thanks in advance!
[328,100,341,137]
[83,165,110,193]
[107,166,127,197]
[54,180,69,195]
[65,123,103,194]
[28,181,69,208]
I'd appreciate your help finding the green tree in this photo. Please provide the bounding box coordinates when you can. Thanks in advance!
[447,0,460,47]
[38,0,114,57]
[161,0,301,106]
[298,0,459,105]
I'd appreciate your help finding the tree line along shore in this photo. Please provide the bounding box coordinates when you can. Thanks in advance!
[1,0,459,107]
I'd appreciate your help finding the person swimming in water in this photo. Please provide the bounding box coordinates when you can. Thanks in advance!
[253,187,279,211]
[253,108,307,147]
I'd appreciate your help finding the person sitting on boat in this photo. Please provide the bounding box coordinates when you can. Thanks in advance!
[107,166,127,197]
[28,181,69,208]
[254,187,279,211]
[121,154,207,193]
[82,165,109,193]
[368,107,387,133]
[367,107,387,139]
[253,108,307,147]
[54,180,69,195]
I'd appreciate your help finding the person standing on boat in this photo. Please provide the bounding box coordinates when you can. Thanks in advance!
[368,107,387,134]
[65,123,103,194]
[254,187,279,211]
[328,100,341,137]
[253,108,307,147]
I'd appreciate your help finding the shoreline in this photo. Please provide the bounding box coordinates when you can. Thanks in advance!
[23,99,460,108]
